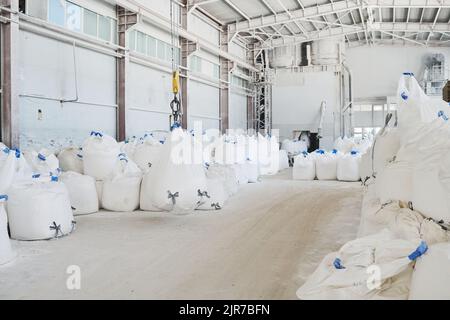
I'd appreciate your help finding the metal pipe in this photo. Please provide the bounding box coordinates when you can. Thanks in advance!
[342,62,353,137]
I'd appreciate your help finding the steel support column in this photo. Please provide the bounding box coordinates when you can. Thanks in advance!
[220,30,234,134]
[117,6,137,142]
[0,0,19,148]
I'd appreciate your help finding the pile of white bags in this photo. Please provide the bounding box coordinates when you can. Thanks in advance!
[293,152,316,181]
[315,150,339,181]
[0,195,14,265]
[140,128,208,213]
[131,135,164,173]
[197,167,228,211]
[82,132,120,180]
[337,151,361,182]
[57,147,83,174]
[102,154,142,212]
[7,179,75,240]
[281,139,307,155]
[246,160,259,183]
[370,128,401,177]
[207,164,239,197]
[409,242,450,300]
[297,230,428,300]
[23,149,60,177]
[334,137,356,154]
[60,171,98,215]
[359,152,372,184]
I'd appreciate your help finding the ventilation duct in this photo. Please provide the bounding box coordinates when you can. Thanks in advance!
[311,38,343,66]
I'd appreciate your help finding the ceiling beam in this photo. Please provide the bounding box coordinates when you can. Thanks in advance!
[256,22,450,49]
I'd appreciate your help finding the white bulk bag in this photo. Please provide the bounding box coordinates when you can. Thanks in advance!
[409,243,450,300]
[96,181,103,209]
[0,149,34,194]
[281,139,307,155]
[376,160,413,204]
[411,169,450,223]
[246,160,259,183]
[7,180,75,240]
[293,152,316,181]
[259,135,280,176]
[102,155,142,212]
[132,136,164,173]
[141,129,208,213]
[337,152,361,182]
[233,164,249,185]
[60,172,98,216]
[297,230,428,300]
[371,128,401,177]
[57,147,83,174]
[359,152,372,184]
[196,175,228,211]
[24,149,60,177]
[0,195,14,265]
[206,164,238,197]
[397,74,438,143]
[82,132,120,180]
[315,150,339,181]
[120,136,139,159]
[334,136,355,154]
[0,144,9,169]
[278,150,290,171]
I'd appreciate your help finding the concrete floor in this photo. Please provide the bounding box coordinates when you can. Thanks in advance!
[0,169,363,300]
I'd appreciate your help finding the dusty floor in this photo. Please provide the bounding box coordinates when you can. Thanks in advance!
[0,169,362,300]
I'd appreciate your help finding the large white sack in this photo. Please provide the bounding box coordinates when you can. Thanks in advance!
[233,164,249,185]
[360,152,372,184]
[371,128,401,177]
[132,136,164,173]
[411,169,450,223]
[397,74,440,143]
[120,136,140,159]
[281,139,307,155]
[315,150,339,181]
[24,149,60,177]
[246,161,259,183]
[409,243,450,300]
[102,155,142,212]
[293,152,316,181]
[0,195,15,265]
[60,171,98,216]
[206,164,239,197]
[259,135,280,176]
[0,144,9,169]
[7,180,75,240]
[376,160,413,204]
[58,147,83,174]
[82,132,120,180]
[140,129,208,213]
[334,137,355,154]
[196,175,228,211]
[0,149,34,194]
[297,230,428,300]
[95,181,103,209]
[337,152,361,182]
[278,150,290,171]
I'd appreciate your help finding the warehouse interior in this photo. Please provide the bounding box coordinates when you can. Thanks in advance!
[1,0,450,300]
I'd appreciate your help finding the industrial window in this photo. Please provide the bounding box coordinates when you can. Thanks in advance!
[213,65,220,79]
[148,36,157,57]
[66,2,81,32]
[136,31,147,55]
[26,0,48,20]
[128,30,136,51]
[111,19,118,44]
[98,15,111,42]
[83,9,98,38]
[157,40,166,61]
[48,0,65,27]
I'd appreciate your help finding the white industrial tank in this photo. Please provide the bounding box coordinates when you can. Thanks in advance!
[311,38,343,65]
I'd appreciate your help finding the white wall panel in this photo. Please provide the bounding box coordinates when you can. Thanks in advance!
[346,46,450,99]
[127,61,174,137]
[272,70,340,149]
[18,30,117,148]
[187,80,220,130]
[229,91,247,131]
